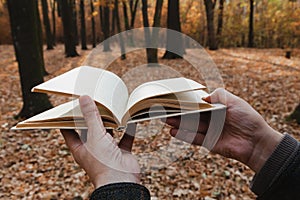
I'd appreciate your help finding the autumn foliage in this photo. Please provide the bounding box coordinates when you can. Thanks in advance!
[1,0,300,48]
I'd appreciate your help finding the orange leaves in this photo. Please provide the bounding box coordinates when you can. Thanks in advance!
[1,45,300,199]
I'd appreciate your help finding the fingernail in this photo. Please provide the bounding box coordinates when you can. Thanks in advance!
[79,95,92,105]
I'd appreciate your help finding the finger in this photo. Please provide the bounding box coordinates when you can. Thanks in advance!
[80,129,87,143]
[119,123,136,152]
[170,128,205,145]
[165,116,209,133]
[60,129,83,153]
[79,95,105,133]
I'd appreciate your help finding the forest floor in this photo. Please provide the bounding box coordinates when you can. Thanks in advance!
[0,45,299,199]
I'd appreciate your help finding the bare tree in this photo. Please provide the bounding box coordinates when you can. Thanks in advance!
[114,0,126,59]
[99,1,111,51]
[204,0,218,50]
[59,0,79,57]
[217,0,224,45]
[248,0,254,47]
[80,0,87,50]
[41,0,54,50]
[162,0,184,59]
[7,0,52,118]
[90,0,96,48]
[51,0,56,45]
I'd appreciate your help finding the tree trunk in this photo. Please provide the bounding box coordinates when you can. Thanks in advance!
[51,0,56,45]
[60,0,79,57]
[122,1,130,31]
[114,0,126,59]
[41,0,54,50]
[71,0,79,45]
[130,0,139,29]
[147,0,163,63]
[204,0,218,50]
[216,0,224,44]
[103,4,111,51]
[162,0,184,59]
[90,0,96,48]
[57,0,61,17]
[141,0,153,63]
[111,6,116,35]
[123,0,139,46]
[7,0,52,118]
[36,1,49,75]
[248,0,254,47]
[80,0,87,50]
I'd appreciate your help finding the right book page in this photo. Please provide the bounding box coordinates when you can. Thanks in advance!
[125,77,206,114]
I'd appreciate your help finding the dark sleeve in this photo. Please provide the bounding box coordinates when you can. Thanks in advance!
[251,134,300,200]
[90,182,150,200]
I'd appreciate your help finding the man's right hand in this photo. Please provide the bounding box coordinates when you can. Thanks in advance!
[165,88,283,173]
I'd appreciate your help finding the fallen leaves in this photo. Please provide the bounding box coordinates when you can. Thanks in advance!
[0,45,299,199]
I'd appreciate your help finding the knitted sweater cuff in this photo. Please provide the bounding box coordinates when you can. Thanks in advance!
[251,134,298,195]
[90,182,150,200]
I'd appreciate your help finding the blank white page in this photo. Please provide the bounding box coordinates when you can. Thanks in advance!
[125,77,205,113]
[33,66,128,123]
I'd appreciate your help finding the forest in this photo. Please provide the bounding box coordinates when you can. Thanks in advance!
[0,0,300,199]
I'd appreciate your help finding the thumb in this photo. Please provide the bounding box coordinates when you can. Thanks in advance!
[79,95,105,133]
[203,88,229,105]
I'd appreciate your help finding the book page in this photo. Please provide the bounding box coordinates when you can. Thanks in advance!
[32,66,128,123]
[125,77,206,114]
[127,103,226,125]
[15,99,117,129]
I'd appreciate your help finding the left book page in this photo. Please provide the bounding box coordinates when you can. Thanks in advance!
[32,66,129,124]
[12,100,116,129]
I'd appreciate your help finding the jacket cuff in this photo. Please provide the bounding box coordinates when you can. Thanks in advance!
[251,134,299,196]
[90,182,150,200]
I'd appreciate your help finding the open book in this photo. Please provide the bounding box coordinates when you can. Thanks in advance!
[13,66,225,130]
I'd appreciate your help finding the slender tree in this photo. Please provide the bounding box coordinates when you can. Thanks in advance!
[122,0,139,45]
[98,2,111,51]
[114,0,126,59]
[204,0,218,50]
[141,0,152,63]
[80,0,87,50]
[60,0,79,57]
[217,0,224,44]
[122,1,130,31]
[7,0,52,118]
[72,0,79,45]
[130,0,139,28]
[90,0,96,48]
[41,0,54,50]
[141,0,163,63]
[162,0,184,59]
[51,0,56,45]
[148,0,163,63]
[122,0,139,29]
[248,0,254,47]
[36,1,49,75]
[103,3,111,51]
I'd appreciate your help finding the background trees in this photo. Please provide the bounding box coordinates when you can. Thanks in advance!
[2,0,300,49]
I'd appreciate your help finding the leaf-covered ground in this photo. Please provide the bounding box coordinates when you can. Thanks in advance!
[0,45,299,199]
